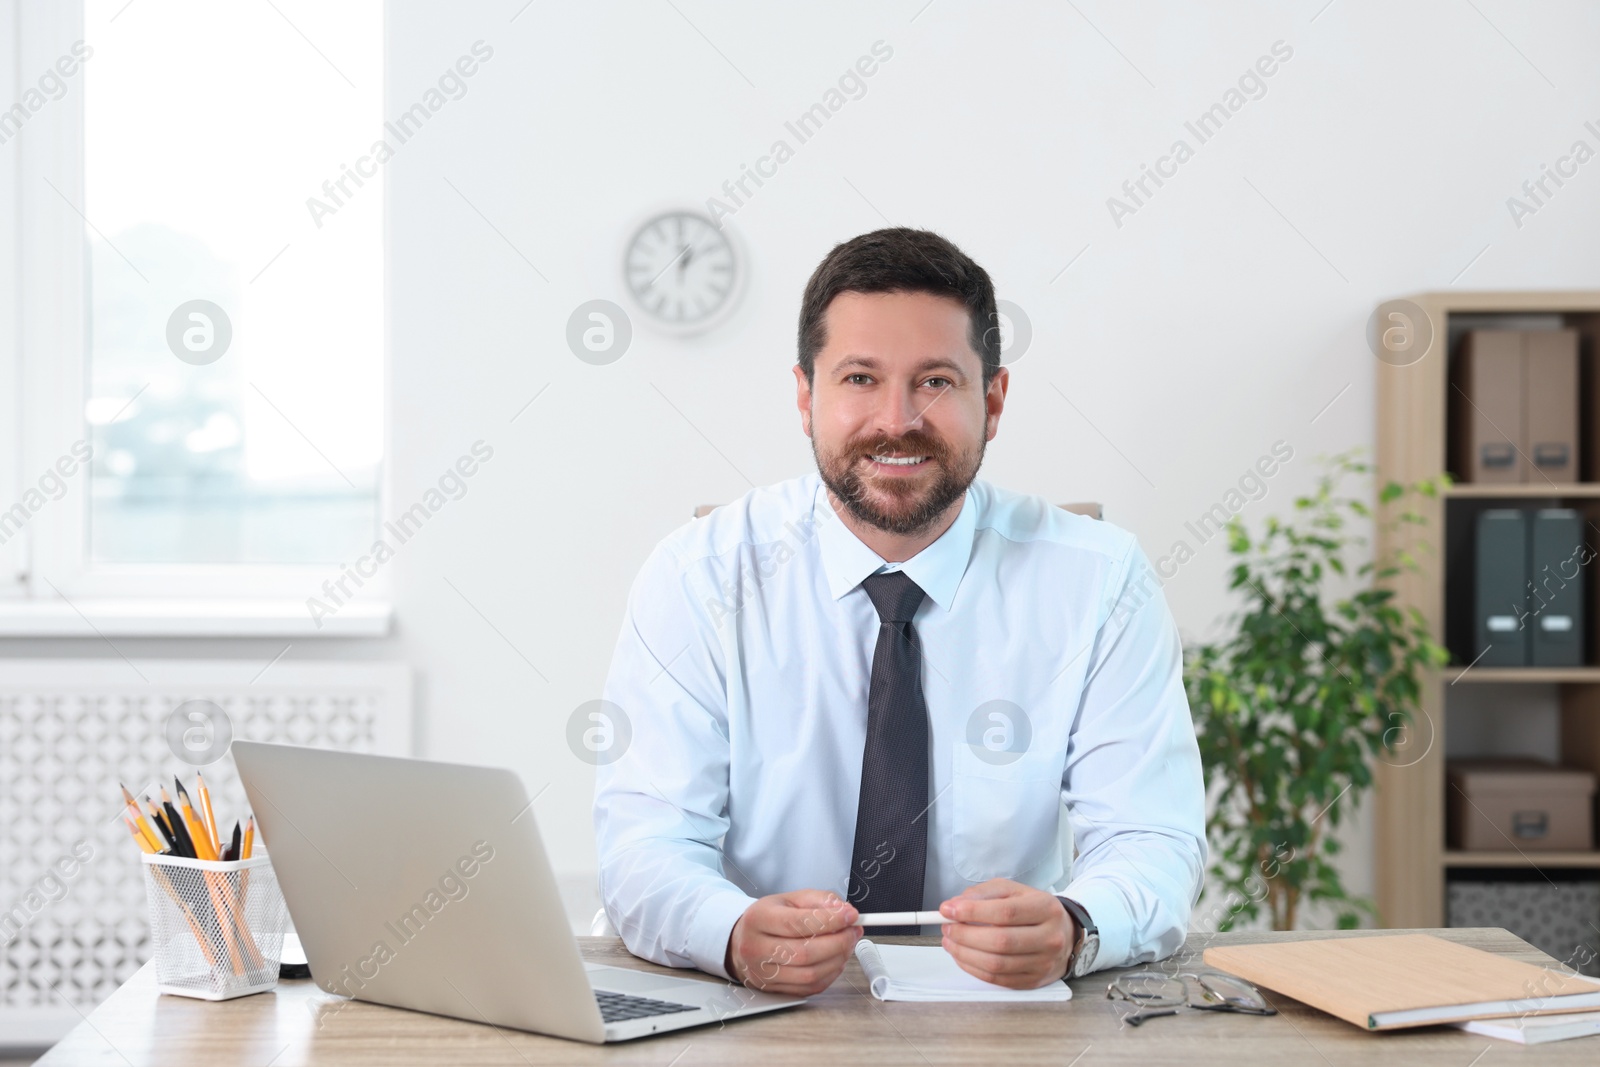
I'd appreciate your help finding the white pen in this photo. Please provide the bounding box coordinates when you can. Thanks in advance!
[852,910,955,927]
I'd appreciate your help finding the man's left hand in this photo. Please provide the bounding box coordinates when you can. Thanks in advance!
[938,879,1076,989]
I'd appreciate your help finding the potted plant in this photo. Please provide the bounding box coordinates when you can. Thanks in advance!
[1185,451,1449,931]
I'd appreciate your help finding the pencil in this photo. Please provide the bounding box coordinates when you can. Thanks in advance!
[122,814,156,854]
[152,864,224,974]
[143,797,177,851]
[178,776,244,974]
[160,792,190,857]
[175,778,217,861]
[162,794,197,859]
[119,783,162,853]
[131,811,161,853]
[226,815,267,970]
[119,783,147,827]
[196,772,221,856]
[200,870,247,976]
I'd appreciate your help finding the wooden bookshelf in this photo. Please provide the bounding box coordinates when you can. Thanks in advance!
[1450,668,1600,684]
[1446,483,1600,498]
[1374,290,1600,927]
[1442,851,1600,868]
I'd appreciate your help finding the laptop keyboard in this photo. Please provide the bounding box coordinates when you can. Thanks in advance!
[595,989,699,1024]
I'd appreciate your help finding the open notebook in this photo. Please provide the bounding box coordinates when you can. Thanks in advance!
[854,939,1072,1002]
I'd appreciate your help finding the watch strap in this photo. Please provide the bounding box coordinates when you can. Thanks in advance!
[1055,895,1096,978]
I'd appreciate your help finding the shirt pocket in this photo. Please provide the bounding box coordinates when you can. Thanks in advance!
[950,742,1064,883]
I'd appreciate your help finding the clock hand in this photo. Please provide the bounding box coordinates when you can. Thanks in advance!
[649,243,696,289]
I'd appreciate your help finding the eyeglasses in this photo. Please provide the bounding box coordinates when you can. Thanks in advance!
[1105,970,1277,1027]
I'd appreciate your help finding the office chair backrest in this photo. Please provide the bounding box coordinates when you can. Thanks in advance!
[694,502,1103,519]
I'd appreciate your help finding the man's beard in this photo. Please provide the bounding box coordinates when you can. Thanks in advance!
[813,424,985,537]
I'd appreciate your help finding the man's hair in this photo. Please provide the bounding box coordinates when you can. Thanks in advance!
[797,227,1000,390]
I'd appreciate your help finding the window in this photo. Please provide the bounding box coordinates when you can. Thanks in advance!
[5,1,385,611]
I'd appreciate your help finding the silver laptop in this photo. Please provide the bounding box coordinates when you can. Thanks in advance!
[231,741,804,1043]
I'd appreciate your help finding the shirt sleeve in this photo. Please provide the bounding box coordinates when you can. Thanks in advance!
[592,538,756,980]
[1059,537,1206,972]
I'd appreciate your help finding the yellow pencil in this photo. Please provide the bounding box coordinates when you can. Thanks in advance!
[176,777,247,975]
[196,772,221,855]
[120,783,162,853]
[122,814,156,854]
[241,816,254,859]
[133,814,161,853]
[174,778,218,862]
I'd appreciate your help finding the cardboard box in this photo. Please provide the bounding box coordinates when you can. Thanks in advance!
[1451,331,1524,483]
[1448,760,1596,851]
[1524,329,1580,483]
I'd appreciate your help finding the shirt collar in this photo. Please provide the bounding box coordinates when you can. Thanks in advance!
[812,474,978,612]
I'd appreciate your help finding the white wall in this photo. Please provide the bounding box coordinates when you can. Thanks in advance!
[12,0,1600,927]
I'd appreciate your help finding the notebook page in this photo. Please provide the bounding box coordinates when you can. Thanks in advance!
[854,939,1072,1002]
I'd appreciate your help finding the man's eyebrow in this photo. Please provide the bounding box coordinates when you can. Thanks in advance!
[832,354,969,377]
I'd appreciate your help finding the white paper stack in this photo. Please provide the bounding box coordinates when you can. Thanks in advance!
[1459,1011,1600,1045]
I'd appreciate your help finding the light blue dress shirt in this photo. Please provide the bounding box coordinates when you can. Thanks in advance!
[594,471,1205,980]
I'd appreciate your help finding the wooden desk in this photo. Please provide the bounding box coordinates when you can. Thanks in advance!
[37,928,1594,1065]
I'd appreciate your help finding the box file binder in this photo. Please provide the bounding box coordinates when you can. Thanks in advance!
[1529,508,1585,666]
[1475,509,1528,667]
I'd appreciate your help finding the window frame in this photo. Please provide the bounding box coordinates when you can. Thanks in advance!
[0,0,24,600]
[5,0,391,625]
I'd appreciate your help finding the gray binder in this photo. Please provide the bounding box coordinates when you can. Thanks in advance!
[1529,508,1585,667]
[1475,509,1527,667]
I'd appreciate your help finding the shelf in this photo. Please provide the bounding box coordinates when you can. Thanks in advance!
[1447,667,1600,684]
[1443,850,1600,868]
[1375,290,1600,928]
[1445,483,1600,497]
[1412,289,1600,313]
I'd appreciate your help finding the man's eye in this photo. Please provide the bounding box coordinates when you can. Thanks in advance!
[925,377,951,388]
[846,374,872,385]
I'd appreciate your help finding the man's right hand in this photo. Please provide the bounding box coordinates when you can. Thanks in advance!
[723,889,862,996]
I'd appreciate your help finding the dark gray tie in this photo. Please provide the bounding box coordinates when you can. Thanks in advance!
[847,569,930,934]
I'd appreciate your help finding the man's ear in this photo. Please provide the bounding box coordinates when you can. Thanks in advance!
[793,364,813,437]
[984,365,1009,441]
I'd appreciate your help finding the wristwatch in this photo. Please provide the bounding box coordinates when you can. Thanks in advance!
[1055,896,1099,978]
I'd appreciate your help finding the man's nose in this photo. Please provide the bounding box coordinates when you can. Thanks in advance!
[871,383,927,438]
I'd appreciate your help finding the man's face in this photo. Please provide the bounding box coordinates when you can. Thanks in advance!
[795,290,1008,537]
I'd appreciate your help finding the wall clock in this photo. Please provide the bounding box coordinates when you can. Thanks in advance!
[622,209,743,335]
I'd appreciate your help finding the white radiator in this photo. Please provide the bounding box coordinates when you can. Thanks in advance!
[0,660,410,1046]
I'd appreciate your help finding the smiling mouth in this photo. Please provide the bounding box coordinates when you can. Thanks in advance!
[866,453,929,467]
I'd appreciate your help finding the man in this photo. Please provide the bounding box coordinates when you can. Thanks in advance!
[594,227,1204,995]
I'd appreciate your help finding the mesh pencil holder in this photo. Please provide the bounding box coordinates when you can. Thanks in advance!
[141,853,287,1000]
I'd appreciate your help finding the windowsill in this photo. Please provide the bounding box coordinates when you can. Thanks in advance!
[0,599,392,637]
